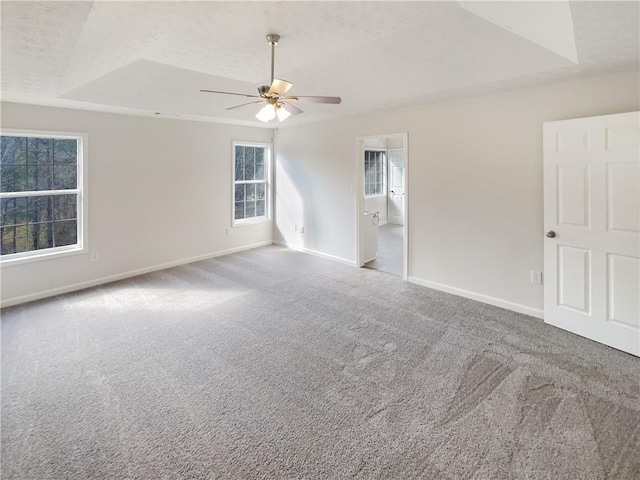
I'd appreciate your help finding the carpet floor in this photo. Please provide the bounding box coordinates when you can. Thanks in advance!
[2,246,639,479]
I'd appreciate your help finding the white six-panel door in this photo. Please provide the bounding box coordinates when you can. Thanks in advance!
[543,111,640,356]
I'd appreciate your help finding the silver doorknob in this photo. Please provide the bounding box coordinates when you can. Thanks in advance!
[546,231,556,238]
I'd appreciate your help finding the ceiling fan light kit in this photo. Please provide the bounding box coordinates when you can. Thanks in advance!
[200,34,341,123]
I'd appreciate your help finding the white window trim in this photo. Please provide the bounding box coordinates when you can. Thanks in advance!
[231,141,272,227]
[364,148,386,197]
[0,129,89,266]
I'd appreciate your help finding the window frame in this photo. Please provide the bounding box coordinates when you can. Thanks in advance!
[231,141,272,227]
[0,129,88,266]
[364,148,386,197]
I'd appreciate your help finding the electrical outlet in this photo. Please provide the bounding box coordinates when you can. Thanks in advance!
[531,271,542,285]
[300,226,305,234]
[294,224,297,232]
[91,252,99,261]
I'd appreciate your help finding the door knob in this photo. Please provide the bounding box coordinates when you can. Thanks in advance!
[545,231,556,238]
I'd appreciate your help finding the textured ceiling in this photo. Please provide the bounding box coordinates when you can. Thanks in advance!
[1,1,638,127]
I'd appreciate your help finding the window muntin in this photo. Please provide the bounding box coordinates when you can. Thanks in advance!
[364,149,385,196]
[233,143,270,225]
[0,132,85,263]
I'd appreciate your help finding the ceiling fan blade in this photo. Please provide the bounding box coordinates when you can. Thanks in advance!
[281,102,303,115]
[226,100,265,111]
[268,79,293,96]
[286,95,341,104]
[200,89,260,99]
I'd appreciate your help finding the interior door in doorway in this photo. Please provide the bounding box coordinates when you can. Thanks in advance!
[543,111,639,356]
[388,149,405,225]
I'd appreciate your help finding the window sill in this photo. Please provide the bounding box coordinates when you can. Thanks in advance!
[232,217,273,228]
[364,194,387,198]
[0,245,87,267]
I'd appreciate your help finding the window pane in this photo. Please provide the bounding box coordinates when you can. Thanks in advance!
[1,197,27,227]
[235,184,245,202]
[54,139,77,165]
[256,200,265,217]
[255,147,264,164]
[0,137,27,165]
[365,184,370,195]
[254,160,265,181]
[26,164,52,191]
[27,222,53,251]
[244,148,255,181]
[53,195,77,221]
[245,183,256,201]
[27,196,53,223]
[235,201,245,220]
[235,146,244,181]
[245,200,256,218]
[53,220,77,247]
[53,165,77,189]
[27,138,53,165]
[255,183,265,200]
[1,225,27,254]
[1,165,27,192]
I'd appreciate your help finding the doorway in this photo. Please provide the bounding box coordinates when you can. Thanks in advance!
[356,133,408,279]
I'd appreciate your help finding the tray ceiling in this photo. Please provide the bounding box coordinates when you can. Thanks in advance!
[2,1,638,127]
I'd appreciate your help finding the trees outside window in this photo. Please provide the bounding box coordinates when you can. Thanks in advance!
[0,132,86,263]
[233,143,271,225]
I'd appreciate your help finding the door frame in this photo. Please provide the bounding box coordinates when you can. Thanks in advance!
[355,132,409,280]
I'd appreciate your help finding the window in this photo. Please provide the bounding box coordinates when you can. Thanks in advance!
[0,131,86,264]
[364,149,385,196]
[233,142,271,225]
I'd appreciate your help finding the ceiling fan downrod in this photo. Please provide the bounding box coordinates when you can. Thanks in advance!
[266,34,280,85]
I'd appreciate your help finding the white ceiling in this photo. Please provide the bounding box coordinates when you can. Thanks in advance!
[2,1,638,128]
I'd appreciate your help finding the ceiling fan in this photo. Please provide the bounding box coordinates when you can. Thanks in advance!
[200,34,341,123]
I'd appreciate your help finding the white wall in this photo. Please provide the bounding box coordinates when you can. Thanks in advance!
[274,71,640,316]
[1,102,273,305]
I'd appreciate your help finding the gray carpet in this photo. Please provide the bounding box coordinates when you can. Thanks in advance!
[2,245,639,479]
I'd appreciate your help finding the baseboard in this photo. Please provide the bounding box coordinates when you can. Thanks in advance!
[408,276,544,319]
[273,240,356,266]
[0,240,273,308]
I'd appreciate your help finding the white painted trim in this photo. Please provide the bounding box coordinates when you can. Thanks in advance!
[274,240,356,266]
[0,240,273,308]
[408,276,544,319]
